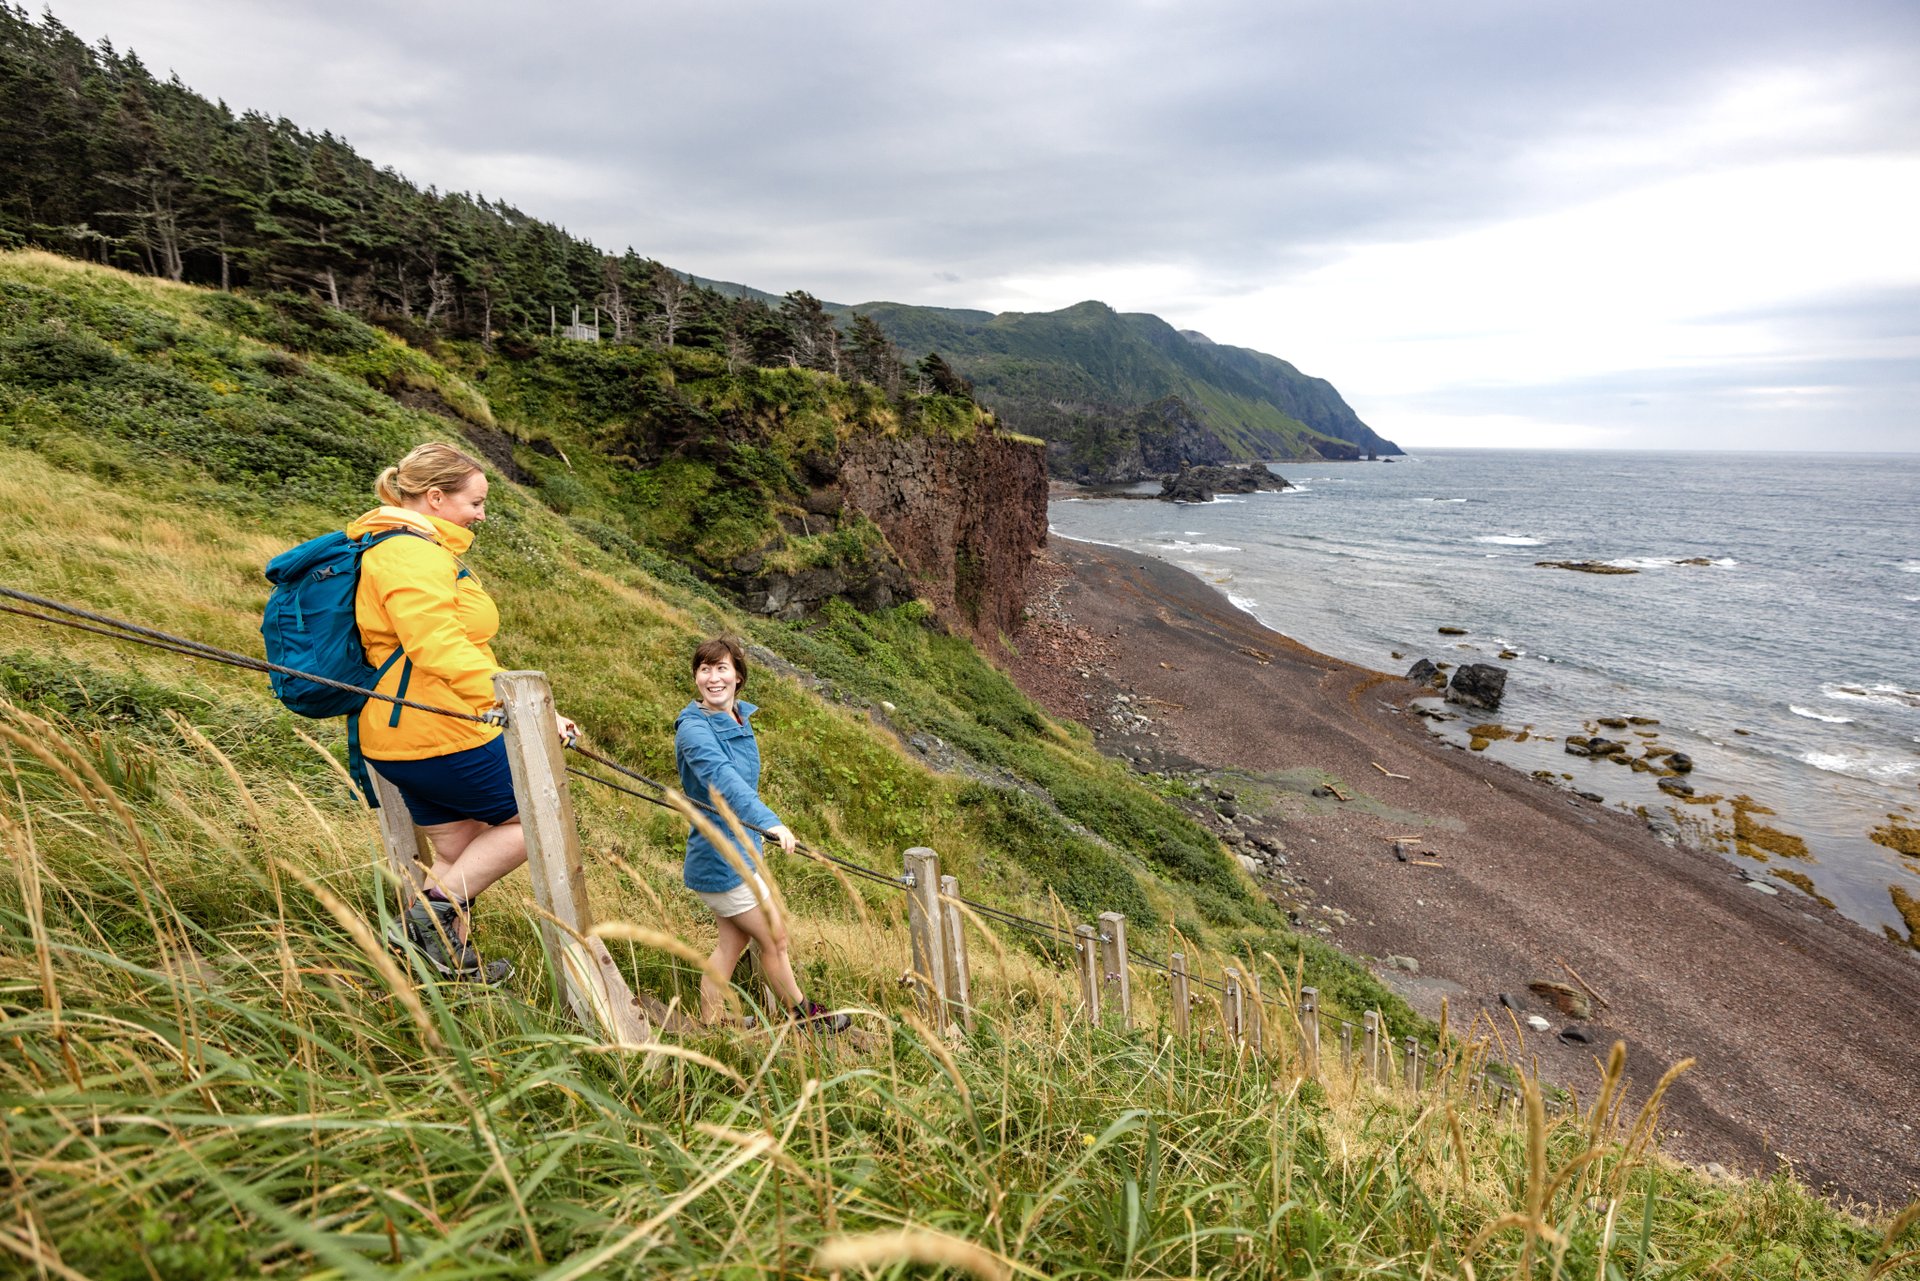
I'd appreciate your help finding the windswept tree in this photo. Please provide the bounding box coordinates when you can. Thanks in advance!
[780,290,839,375]
[916,350,973,398]
[846,311,905,393]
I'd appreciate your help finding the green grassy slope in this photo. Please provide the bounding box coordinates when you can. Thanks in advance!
[0,252,1905,1275]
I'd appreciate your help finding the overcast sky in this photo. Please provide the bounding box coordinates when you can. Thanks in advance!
[47,0,1920,450]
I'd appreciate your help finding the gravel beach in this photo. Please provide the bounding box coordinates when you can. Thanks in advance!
[1008,534,1920,1208]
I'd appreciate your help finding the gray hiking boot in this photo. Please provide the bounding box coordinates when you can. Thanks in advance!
[388,899,512,984]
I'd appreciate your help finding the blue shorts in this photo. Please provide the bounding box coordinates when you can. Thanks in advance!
[368,736,519,827]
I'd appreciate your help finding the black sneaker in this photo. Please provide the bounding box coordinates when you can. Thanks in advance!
[792,1001,851,1033]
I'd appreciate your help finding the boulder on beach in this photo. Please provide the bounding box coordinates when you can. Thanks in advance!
[1445,663,1507,711]
[1405,658,1442,685]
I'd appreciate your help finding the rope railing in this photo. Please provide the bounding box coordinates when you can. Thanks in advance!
[0,586,495,725]
[1,583,1562,1116]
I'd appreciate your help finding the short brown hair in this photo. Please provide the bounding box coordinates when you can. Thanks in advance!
[691,635,749,691]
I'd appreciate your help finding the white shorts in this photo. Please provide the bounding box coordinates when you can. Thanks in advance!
[695,873,771,919]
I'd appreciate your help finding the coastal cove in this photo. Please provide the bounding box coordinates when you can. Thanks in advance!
[1046,448,1920,943]
[1004,532,1920,1204]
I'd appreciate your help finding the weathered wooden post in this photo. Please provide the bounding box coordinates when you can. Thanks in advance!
[938,873,974,1034]
[1403,1037,1420,1093]
[1074,924,1102,1025]
[903,847,948,1030]
[1097,911,1131,1030]
[1362,1010,1383,1083]
[1339,1021,1354,1074]
[1223,968,1244,1045]
[1299,987,1321,1077]
[369,770,430,915]
[1169,952,1191,1038]
[494,671,652,1046]
[1243,968,1265,1056]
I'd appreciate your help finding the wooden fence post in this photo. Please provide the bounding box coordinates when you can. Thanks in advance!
[1074,924,1102,1025]
[1097,911,1130,1031]
[903,847,947,1030]
[1223,968,1244,1045]
[1340,1022,1354,1074]
[494,671,652,1047]
[939,873,973,1034]
[1299,987,1320,1077]
[1403,1037,1419,1093]
[1362,1010,1383,1083]
[369,769,430,916]
[1238,968,1262,1056]
[1169,952,1191,1038]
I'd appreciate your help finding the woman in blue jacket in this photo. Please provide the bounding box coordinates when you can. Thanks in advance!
[676,635,847,1030]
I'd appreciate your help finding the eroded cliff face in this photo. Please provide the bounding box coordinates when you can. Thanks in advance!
[836,431,1048,639]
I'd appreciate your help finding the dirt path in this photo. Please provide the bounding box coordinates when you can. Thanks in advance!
[1007,537,1920,1208]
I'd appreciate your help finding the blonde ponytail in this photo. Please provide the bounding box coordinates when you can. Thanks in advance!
[376,443,484,506]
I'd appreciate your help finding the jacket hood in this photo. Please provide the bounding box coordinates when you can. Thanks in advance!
[345,506,475,555]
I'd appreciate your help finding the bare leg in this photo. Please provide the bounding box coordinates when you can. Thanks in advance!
[417,817,526,940]
[701,905,804,1022]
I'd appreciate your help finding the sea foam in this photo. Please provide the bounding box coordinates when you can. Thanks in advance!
[1790,705,1855,724]
[1474,535,1545,546]
[1799,751,1920,783]
[1823,683,1920,709]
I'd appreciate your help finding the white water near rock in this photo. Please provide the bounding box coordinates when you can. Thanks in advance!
[1049,448,1920,938]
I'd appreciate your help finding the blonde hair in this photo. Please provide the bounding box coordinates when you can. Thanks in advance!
[376,442,485,507]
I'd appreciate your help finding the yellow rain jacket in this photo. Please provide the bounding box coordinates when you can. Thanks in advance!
[347,506,504,761]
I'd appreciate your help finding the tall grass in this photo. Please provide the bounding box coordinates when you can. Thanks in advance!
[2,710,1908,1278]
[2,249,1912,1276]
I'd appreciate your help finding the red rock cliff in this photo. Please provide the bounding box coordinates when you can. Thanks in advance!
[836,431,1048,640]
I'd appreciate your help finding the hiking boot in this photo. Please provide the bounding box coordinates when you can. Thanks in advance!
[792,1001,851,1033]
[385,899,512,984]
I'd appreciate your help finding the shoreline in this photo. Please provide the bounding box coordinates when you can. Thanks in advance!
[1007,532,1920,1206]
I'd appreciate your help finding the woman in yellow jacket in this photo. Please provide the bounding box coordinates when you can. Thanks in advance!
[352,442,575,981]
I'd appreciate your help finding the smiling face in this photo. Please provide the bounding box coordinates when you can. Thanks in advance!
[425,470,489,528]
[694,655,741,711]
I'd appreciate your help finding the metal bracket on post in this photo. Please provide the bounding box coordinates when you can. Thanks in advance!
[1074,924,1102,1026]
[939,874,973,1035]
[1169,951,1191,1038]
[494,671,653,1047]
[903,848,947,1030]
[1299,987,1320,1077]
[1097,911,1130,1031]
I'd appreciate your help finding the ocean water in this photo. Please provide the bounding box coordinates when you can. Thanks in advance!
[1048,449,1920,939]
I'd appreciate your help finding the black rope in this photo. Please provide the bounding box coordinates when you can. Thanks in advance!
[562,752,905,891]
[0,586,493,724]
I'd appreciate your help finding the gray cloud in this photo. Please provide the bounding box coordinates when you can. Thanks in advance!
[42,0,1920,448]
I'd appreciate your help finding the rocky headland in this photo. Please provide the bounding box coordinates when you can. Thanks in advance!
[1157,462,1296,503]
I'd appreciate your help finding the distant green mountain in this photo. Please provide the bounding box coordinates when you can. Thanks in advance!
[852,299,1401,480]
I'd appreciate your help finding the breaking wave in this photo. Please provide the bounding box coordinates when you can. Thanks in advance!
[1823,683,1920,709]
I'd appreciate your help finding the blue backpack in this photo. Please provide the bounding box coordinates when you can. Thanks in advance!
[262,528,445,805]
